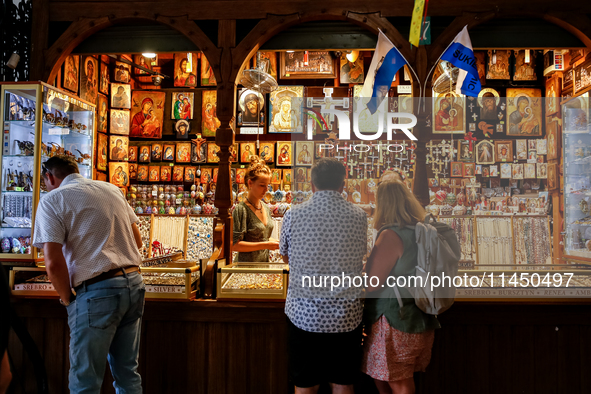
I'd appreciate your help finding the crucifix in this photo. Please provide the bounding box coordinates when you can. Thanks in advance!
[432,167,441,179]
[354,164,363,179]
[434,157,444,174]
[368,154,380,178]
[468,102,475,112]
[464,131,477,150]
[191,134,207,162]
[471,113,478,122]
[385,158,392,170]
[440,166,449,178]
[433,147,442,158]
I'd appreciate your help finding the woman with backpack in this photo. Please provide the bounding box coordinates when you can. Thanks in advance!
[362,180,440,394]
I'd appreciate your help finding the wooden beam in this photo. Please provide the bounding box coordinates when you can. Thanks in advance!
[48,0,591,21]
[30,0,50,81]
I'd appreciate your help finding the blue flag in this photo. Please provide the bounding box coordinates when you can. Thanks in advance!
[439,26,482,97]
[360,31,408,114]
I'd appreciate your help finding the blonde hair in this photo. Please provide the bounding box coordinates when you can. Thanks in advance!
[374,180,425,230]
[244,155,271,186]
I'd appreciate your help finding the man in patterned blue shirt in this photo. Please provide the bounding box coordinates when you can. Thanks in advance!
[280,158,367,393]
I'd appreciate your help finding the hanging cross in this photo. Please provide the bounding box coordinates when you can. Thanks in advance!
[469,102,475,112]
[404,164,412,174]
[433,147,442,157]
[432,167,441,179]
[385,158,392,169]
[425,140,437,155]
[191,134,207,162]
[434,158,444,173]
[347,162,356,177]
[354,165,362,179]
[399,140,409,152]
[464,132,477,151]
[440,167,449,178]
[472,113,478,121]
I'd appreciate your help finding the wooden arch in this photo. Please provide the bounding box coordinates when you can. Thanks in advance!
[43,15,221,83]
[230,11,413,86]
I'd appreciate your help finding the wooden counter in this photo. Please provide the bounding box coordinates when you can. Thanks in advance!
[6,299,591,394]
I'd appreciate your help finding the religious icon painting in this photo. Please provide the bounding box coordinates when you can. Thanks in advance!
[494,141,513,162]
[269,86,304,133]
[79,55,98,104]
[433,92,465,134]
[276,142,294,166]
[202,90,221,137]
[259,142,275,164]
[474,51,486,85]
[138,146,151,163]
[462,163,475,177]
[475,165,482,175]
[478,88,501,122]
[97,94,108,133]
[451,162,463,177]
[486,50,511,80]
[176,142,192,163]
[475,140,495,165]
[280,51,336,79]
[171,92,194,120]
[537,155,545,164]
[109,162,129,187]
[151,143,162,161]
[340,52,364,84]
[506,88,542,137]
[490,165,498,177]
[162,144,175,162]
[175,120,190,140]
[482,167,490,177]
[537,139,548,155]
[527,151,537,164]
[294,167,307,183]
[148,166,160,182]
[512,164,524,179]
[160,166,172,182]
[253,51,278,80]
[109,136,129,161]
[173,53,198,87]
[172,166,184,182]
[516,139,527,160]
[113,61,131,83]
[500,163,512,179]
[294,142,313,167]
[133,55,154,75]
[201,54,217,86]
[545,74,561,116]
[428,178,438,188]
[513,50,537,81]
[537,163,548,179]
[137,165,148,182]
[109,109,130,136]
[97,133,108,172]
[237,89,265,126]
[184,166,196,183]
[99,60,109,95]
[128,146,138,162]
[198,167,211,184]
[240,142,256,163]
[62,55,79,93]
[306,168,313,182]
[524,163,536,179]
[207,143,220,163]
[236,168,246,184]
[547,119,560,160]
[222,143,234,163]
[457,140,474,162]
[130,91,165,139]
[547,163,558,190]
[110,83,131,109]
[128,164,137,180]
[283,169,292,184]
[271,169,282,184]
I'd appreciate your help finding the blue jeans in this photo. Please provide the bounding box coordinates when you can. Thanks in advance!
[66,270,145,394]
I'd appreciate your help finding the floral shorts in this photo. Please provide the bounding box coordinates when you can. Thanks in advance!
[362,316,435,382]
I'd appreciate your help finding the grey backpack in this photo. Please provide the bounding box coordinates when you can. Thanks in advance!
[380,214,461,316]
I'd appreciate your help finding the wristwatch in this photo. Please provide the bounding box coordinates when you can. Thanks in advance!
[60,291,76,307]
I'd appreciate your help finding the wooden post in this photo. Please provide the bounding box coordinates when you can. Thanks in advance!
[214,20,237,264]
[412,46,430,206]
[30,0,49,81]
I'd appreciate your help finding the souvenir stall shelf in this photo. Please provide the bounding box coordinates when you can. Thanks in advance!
[563,95,591,261]
[9,214,214,299]
[0,82,95,262]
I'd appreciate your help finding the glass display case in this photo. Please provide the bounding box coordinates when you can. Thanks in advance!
[563,94,591,262]
[0,82,95,262]
[217,261,289,300]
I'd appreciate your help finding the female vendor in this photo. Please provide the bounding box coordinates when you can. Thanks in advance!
[232,156,279,262]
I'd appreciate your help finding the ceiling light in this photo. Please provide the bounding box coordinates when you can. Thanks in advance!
[286,50,295,53]
[142,53,157,59]
[346,50,359,63]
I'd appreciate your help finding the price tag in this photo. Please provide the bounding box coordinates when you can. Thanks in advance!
[152,191,157,197]
[176,199,182,205]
